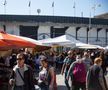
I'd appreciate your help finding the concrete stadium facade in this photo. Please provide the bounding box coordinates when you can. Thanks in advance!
[0,15,108,46]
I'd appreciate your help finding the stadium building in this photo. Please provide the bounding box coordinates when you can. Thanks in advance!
[0,14,108,46]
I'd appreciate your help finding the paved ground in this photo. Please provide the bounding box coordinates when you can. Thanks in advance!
[105,75,108,86]
[35,70,108,90]
[35,70,67,90]
[56,72,108,90]
[56,71,108,90]
[56,74,67,90]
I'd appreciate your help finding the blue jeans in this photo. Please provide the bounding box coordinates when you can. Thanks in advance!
[14,85,25,90]
[39,82,48,90]
[40,85,48,90]
[65,72,70,90]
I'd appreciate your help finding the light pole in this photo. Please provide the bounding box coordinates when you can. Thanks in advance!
[87,4,101,44]
[89,12,91,30]
[28,1,31,15]
[92,4,101,17]
[88,4,101,40]
[73,1,76,17]
[3,0,7,14]
[37,9,41,40]
[88,1,92,44]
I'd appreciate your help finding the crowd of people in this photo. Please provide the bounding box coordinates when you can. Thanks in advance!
[0,48,108,90]
[61,49,108,90]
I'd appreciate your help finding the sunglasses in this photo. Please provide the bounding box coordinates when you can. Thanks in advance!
[17,58,23,60]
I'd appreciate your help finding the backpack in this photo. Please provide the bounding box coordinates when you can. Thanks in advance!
[72,62,86,82]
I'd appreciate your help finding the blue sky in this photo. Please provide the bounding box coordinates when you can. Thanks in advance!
[0,0,108,17]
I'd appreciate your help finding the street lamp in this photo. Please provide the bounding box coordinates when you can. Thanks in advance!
[92,4,101,17]
[89,4,101,33]
[73,1,76,17]
[88,4,101,44]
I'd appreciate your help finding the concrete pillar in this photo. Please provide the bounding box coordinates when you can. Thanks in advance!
[76,27,80,40]
[87,28,89,44]
[3,25,6,31]
[106,29,108,45]
[96,28,102,41]
[50,26,54,38]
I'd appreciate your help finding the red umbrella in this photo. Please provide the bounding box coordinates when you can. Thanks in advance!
[0,31,36,50]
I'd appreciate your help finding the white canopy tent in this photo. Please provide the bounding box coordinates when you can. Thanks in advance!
[39,35,81,46]
[39,35,103,49]
[75,42,104,49]
[103,46,108,50]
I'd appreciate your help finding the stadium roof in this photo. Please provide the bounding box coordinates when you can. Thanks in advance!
[94,13,108,19]
[0,14,108,25]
